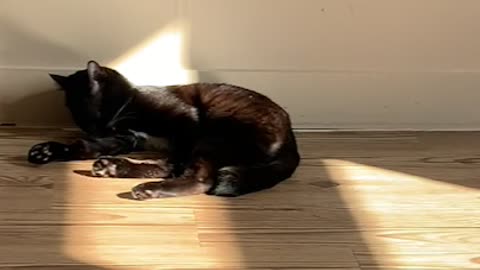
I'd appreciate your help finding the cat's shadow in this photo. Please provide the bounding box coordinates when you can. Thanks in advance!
[6,155,39,168]
[72,170,153,201]
[116,192,136,200]
[73,170,95,177]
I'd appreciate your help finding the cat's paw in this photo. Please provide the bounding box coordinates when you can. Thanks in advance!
[28,142,70,164]
[131,181,173,200]
[207,166,242,197]
[92,157,127,177]
[92,157,173,178]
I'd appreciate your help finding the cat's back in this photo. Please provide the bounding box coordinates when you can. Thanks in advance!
[172,83,289,124]
[136,83,289,123]
[140,83,295,155]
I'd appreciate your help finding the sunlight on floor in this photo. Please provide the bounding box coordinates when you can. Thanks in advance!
[323,159,480,269]
[109,23,197,86]
[61,161,246,269]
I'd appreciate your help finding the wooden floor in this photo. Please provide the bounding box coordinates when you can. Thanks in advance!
[1,127,480,269]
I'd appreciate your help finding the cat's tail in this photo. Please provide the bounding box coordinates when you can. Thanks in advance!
[208,133,301,196]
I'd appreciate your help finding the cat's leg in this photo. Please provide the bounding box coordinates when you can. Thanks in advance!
[91,157,173,178]
[89,132,176,178]
[207,154,299,197]
[130,158,215,200]
[208,137,300,197]
[128,136,253,199]
[128,133,300,200]
[28,133,144,164]
[128,151,300,199]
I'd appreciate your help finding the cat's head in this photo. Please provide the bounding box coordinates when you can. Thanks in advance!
[50,61,133,136]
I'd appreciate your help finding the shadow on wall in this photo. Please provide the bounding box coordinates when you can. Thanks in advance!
[0,16,79,126]
[0,90,72,126]
[0,17,84,67]
[0,0,177,67]
[0,1,183,125]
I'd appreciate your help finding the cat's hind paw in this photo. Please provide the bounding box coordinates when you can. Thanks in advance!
[28,142,70,164]
[131,181,173,200]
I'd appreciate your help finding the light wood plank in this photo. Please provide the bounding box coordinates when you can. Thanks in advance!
[1,128,480,269]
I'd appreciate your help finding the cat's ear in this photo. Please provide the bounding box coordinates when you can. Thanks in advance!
[49,74,68,90]
[87,60,106,93]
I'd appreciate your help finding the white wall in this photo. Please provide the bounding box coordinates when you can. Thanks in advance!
[2,0,480,129]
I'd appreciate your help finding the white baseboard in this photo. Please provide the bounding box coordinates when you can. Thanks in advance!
[3,67,480,130]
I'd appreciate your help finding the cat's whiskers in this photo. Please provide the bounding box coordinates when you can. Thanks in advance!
[110,114,137,125]
[106,96,135,129]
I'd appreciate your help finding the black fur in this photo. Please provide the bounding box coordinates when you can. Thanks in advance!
[29,61,300,200]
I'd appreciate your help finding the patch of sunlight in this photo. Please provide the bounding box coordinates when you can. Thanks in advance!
[62,161,245,269]
[323,159,480,269]
[109,23,197,86]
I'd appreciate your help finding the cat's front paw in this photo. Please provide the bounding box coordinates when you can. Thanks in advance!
[28,142,70,164]
[92,157,127,177]
[131,181,174,200]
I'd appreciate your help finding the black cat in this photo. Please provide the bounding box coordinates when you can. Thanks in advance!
[28,61,300,200]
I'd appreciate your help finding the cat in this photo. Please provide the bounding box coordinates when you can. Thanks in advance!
[28,61,300,200]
